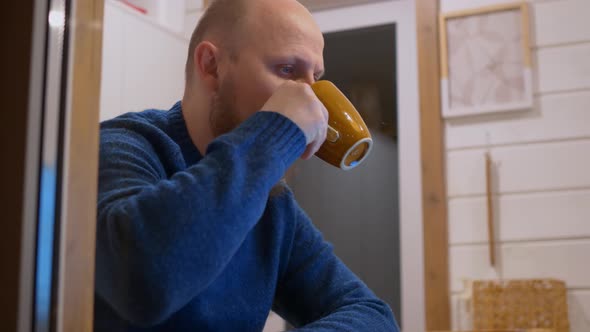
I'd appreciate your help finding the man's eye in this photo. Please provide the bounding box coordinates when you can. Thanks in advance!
[278,65,295,76]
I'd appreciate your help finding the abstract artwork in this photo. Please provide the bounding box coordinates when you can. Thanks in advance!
[439,2,533,118]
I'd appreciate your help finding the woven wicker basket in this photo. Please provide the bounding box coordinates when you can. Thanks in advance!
[471,279,569,332]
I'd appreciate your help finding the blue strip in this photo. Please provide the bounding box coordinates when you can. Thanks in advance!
[35,166,56,332]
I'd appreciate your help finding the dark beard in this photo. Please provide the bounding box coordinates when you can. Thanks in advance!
[209,76,289,199]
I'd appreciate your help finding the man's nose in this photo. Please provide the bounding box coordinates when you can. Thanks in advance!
[296,73,315,85]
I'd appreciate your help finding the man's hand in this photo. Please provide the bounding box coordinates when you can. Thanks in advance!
[262,81,328,160]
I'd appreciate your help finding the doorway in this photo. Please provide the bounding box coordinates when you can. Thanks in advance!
[290,23,401,322]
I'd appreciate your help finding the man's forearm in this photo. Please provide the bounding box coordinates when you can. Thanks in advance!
[95,112,306,326]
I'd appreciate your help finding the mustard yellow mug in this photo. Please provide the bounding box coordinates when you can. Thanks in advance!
[311,80,373,170]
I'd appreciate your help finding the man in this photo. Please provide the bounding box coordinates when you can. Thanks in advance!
[95,0,399,330]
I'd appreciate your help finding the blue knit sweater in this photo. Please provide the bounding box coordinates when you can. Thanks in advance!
[94,101,398,331]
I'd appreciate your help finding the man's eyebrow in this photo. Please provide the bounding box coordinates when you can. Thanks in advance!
[291,56,324,79]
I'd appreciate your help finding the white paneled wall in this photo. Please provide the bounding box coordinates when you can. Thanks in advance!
[447,140,590,196]
[451,240,590,292]
[445,91,590,149]
[569,291,590,332]
[533,0,590,47]
[449,190,590,244]
[100,0,188,121]
[536,43,590,93]
[450,245,501,292]
[442,0,590,331]
[501,240,590,287]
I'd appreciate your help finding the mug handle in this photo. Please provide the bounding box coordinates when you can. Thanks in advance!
[326,125,340,143]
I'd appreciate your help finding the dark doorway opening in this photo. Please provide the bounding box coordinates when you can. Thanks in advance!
[291,23,400,323]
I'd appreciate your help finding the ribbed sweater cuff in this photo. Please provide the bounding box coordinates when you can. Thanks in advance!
[219,111,307,169]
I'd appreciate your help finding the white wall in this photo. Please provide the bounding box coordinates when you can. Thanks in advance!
[100,0,188,121]
[441,1,590,331]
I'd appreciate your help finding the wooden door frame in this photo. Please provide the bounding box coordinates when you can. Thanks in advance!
[56,0,104,330]
[416,0,451,330]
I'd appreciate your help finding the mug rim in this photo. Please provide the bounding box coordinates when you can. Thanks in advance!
[339,137,373,171]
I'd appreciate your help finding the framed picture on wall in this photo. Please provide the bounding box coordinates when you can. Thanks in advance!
[439,2,533,118]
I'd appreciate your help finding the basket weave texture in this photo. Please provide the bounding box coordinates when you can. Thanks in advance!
[472,279,569,332]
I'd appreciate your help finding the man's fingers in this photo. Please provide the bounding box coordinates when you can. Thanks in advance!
[321,104,329,122]
[301,123,327,160]
[301,145,314,160]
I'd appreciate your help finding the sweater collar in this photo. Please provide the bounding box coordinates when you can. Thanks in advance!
[166,101,202,166]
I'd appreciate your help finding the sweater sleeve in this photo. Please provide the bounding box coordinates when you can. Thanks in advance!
[273,204,399,332]
[95,111,305,327]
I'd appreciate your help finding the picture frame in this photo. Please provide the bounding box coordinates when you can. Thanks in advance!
[439,2,533,118]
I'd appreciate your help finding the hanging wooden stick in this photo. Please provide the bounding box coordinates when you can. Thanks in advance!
[485,152,496,267]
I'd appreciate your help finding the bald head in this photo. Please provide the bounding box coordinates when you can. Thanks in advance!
[185,0,320,84]
[181,0,324,158]
[185,0,246,82]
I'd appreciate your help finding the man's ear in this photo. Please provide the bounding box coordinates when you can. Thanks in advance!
[193,41,220,92]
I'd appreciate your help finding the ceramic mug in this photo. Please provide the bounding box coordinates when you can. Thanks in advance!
[311,80,373,170]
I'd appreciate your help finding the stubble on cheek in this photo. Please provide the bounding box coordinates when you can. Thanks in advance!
[209,78,241,137]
